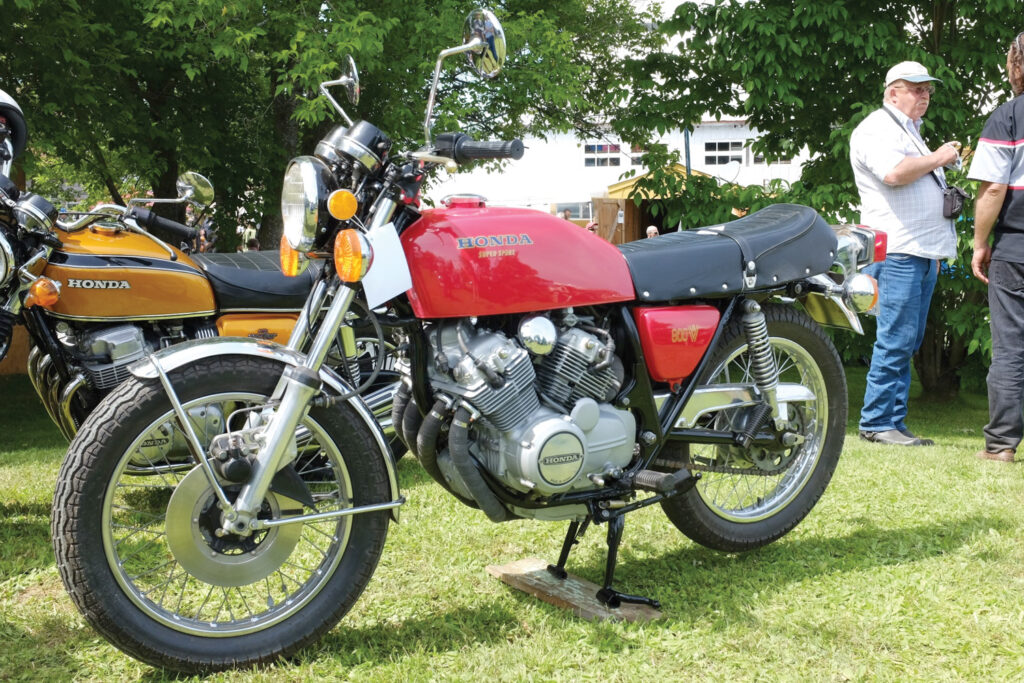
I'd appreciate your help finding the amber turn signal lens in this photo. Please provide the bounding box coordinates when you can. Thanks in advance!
[24,277,60,308]
[327,190,358,221]
[279,235,308,277]
[333,229,372,283]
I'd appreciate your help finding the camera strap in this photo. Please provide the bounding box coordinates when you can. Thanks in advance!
[881,107,947,189]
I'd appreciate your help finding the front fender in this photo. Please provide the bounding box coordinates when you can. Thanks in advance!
[129,336,402,521]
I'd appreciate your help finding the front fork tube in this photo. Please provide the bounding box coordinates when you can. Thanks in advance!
[286,277,330,351]
[225,285,358,535]
[740,299,784,434]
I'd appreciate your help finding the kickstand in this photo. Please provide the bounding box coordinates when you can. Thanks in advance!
[595,514,661,610]
[547,517,591,580]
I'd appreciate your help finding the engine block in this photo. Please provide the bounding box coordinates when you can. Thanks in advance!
[426,318,635,498]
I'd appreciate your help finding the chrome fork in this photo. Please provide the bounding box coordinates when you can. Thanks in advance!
[222,284,358,536]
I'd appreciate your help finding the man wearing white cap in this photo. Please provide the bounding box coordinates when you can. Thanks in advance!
[850,60,960,446]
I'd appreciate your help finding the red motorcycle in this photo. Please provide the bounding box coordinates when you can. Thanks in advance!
[52,9,883,672]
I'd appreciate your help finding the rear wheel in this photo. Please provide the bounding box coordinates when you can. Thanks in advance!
[660,304,846,552]
[52,356,391,673]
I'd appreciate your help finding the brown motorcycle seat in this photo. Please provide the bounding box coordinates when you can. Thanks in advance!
[191,251,323,312]
[618,204,837,302]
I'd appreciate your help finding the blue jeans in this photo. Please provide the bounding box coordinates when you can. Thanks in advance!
[859,254,938,432]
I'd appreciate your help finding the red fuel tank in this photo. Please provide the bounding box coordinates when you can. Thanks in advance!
[401,204,635,318]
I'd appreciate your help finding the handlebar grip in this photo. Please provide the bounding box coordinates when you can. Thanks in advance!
[454,138,524,163]
[128,207,198,242]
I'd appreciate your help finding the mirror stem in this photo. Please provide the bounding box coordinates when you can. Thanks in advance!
[423,38,484,145]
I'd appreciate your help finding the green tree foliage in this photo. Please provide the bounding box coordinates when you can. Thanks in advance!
[616,0,1019,398]
[0,0,658,247]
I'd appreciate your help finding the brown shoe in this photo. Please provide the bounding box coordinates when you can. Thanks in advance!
[975,448,1015,463]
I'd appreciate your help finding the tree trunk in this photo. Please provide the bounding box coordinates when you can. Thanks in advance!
[914,320,961,400]
[262,83,299,248]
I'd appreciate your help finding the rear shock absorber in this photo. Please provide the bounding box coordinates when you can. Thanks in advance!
[739,299,781,444]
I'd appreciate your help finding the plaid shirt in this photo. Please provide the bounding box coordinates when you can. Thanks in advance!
[968,95,1024,263]
[850,103,956,259]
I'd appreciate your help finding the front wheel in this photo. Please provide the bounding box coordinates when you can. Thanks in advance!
[660,304,846,552]
[51,356,391,673]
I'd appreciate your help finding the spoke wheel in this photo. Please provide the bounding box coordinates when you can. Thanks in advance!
[104,390,352,636]
[53,356,391,672]
[661,304,846,552]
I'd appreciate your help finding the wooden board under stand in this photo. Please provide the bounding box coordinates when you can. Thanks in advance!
[485,557,662,622]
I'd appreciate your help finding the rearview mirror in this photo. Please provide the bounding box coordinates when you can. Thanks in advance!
[176,171,215,207]
[464,9,505,79]
[423,8,508,143]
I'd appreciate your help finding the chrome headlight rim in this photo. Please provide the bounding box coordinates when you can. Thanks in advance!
[0,232,14,288]
[281,156,335,252]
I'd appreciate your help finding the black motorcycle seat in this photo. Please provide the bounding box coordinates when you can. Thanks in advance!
[191,251,322,311]
[618,204,837,302]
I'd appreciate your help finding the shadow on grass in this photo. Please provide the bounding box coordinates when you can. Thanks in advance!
[312,601,522,664]
[0,501,53,578]
[479,512,1010,653]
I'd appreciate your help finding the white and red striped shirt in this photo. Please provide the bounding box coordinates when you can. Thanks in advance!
[968,95,1024,262]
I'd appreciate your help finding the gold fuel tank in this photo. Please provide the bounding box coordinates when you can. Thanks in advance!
[42,224,216,321]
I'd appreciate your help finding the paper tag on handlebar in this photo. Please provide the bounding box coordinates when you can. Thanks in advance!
[361,222,412,309]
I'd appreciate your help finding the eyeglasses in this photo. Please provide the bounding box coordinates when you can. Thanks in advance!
[894,84,934,96]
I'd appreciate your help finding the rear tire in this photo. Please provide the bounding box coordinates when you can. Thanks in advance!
[660,304,845,552]
[52,356,391,673]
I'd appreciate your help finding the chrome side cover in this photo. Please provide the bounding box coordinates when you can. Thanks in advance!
[663,382,817,429]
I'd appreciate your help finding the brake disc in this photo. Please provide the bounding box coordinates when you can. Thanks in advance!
[165,466,303,587]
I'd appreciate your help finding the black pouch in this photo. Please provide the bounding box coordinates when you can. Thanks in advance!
[942,185,969,219]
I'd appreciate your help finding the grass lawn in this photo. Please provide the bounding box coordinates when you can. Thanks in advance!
[2,367,1023,681]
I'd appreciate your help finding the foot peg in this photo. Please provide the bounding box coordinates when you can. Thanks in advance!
[632,468,699,494]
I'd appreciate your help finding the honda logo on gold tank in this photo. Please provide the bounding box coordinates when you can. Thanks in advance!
[66,279,131,289]
[455,234,534,249]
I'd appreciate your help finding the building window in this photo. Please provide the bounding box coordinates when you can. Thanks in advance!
[554,202,592,220]
[584,141,624,167]
[704,140,743,165]
[631,145,646,166]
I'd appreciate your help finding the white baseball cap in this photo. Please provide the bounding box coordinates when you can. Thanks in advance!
[885,61,941,87]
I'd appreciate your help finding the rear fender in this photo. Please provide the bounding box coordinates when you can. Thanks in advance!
[129,336,402,521]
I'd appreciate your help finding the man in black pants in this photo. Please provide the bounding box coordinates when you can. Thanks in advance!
[969,31,1024,463]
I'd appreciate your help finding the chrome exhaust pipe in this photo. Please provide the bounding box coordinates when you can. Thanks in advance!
[363,381,398,437]
[58,374,86,439]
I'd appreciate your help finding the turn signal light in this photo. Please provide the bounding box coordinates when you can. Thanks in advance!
[24,277,61,308]
[279,235,308,277]
[334,229,372,283]
[327,190,358,221]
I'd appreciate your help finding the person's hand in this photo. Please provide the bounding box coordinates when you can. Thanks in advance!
[932,143,959,168]
[972,244,992,284]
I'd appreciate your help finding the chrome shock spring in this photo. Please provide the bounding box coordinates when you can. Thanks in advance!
[741,299,781,429]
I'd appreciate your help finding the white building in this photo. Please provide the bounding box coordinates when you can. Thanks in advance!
[424,119,810,221]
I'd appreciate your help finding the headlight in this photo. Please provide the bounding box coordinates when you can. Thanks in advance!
[281,156,335,251]
[13,193,57,234]
[0,232,14,288]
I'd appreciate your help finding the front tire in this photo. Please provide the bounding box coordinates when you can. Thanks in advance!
[660,304,846,552]
[52,356,391,673]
